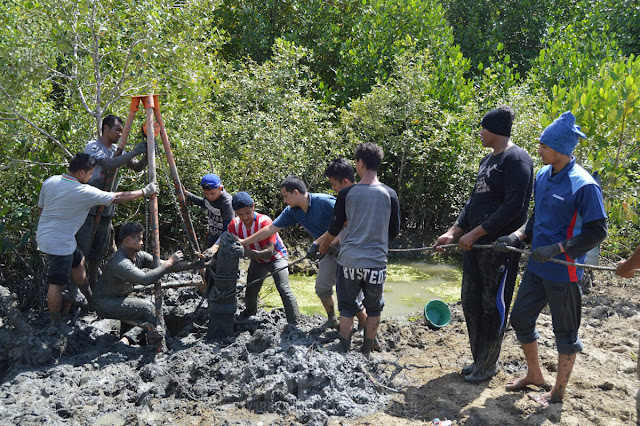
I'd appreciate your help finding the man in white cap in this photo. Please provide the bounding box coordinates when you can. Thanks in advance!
[496,111,607,406]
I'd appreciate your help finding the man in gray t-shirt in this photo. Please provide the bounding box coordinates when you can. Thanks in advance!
[320,143,400,358]
[37,153,158,328]
[92,222,198,345]
[75,114,148,287]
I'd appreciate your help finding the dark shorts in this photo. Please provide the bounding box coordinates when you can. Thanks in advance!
[75,214,112,261]
[510,269,583,354]
[336,265,386,317]
[46,248,84,286]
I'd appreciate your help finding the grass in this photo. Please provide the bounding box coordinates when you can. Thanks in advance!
[258,274,325,316]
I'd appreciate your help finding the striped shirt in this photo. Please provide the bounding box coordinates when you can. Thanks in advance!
[227,213,288,263]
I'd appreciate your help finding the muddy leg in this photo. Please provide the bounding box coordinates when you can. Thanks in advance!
[506,341,546,390]
[72,258,91,301]
[339,316,354,352]
[529,353,576,406]
[47,284,64,324]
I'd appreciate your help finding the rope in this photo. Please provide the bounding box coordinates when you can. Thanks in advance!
[389,244,458,252]
[390,243,616,271]
[237,256,309,294]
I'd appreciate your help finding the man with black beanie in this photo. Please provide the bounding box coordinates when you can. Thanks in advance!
[434,106,534,382]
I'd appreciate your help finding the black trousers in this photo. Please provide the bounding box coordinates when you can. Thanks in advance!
[461,247,520,373]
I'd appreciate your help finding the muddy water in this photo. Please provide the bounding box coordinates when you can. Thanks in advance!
[277,261,463,319]
[383,262,462,318]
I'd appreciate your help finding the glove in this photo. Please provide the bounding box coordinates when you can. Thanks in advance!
[531,243,563,263]
[494,233,521,252]
[142,181,159,197]
[306,243,322,260]
[132,140,147,155]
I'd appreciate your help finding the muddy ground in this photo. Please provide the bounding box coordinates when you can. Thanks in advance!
[0,270,638,425]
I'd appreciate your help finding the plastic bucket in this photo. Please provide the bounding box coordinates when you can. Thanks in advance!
[424,300,451,330]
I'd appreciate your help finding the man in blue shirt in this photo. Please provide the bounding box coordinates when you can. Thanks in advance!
[237,176,342,327]
[496,111,607,406]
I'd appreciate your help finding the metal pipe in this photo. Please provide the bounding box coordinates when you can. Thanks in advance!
[143,95,166,353]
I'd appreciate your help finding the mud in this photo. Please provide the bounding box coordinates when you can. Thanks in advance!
[1,271,639,425]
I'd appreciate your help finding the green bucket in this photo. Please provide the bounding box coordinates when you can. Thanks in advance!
[424,299,451,330]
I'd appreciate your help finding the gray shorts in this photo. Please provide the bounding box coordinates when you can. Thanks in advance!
[92,295,156,325]
[336,265,385,317]
[315,253,338,299]
[317,255,364,310]
[75,214,112,261]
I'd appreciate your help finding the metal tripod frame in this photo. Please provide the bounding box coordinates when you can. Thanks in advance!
[91,94,202,352]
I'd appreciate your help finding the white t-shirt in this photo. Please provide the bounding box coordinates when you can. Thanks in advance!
[36,174,116,255]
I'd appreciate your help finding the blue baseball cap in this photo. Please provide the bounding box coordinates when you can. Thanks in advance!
[200,173,221,188]
[232,191,254,210]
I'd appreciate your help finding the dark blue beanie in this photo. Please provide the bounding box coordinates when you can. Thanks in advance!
[232,191,254,210]
[539,111,586,156]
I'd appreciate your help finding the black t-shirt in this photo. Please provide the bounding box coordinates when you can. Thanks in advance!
[455,144,533,242]
[186,189,234,244]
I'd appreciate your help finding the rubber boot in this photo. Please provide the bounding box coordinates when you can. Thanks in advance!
[461,362,476,376]
[464,362,499,383]
[361,337,375,360]
[339,335,351,353]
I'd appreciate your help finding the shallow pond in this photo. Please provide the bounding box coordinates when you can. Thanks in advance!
[259,261,462,320]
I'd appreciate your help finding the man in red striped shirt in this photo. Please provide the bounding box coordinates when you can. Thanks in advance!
[227,191,299,325]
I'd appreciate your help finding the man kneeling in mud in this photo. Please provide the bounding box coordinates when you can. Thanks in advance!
[92,222,198,345]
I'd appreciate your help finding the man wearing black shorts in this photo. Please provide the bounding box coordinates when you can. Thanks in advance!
[319,143,400,358]
[36,153,157,329]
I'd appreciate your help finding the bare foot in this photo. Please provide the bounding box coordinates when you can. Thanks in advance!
[528,390,563,407]
[506,376,546,391]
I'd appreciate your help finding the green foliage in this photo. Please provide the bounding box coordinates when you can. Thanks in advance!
[475,45,522,106]
[543,55,640,225]
[442,0,554,73]
[529,22,620,91]
[341,49,480,231]
[189,39,343,218]
[334,0,457,105]
[572,0,640,57]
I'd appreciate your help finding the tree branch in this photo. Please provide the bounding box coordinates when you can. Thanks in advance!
[90,0,102,135]
[1,159,68,172]
[0,85,72,158]
[103,39,143,112]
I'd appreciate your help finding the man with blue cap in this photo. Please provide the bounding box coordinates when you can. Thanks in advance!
[496,111,607,406]
[184,173,234,255]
